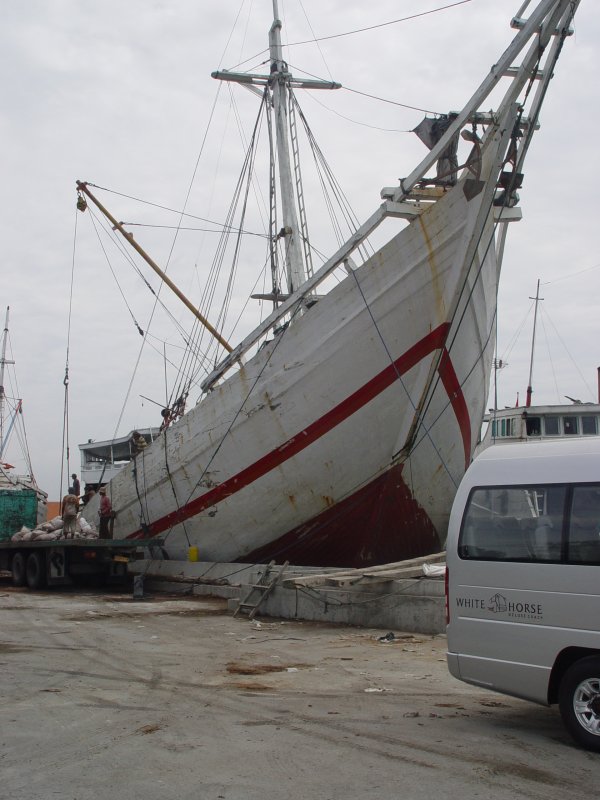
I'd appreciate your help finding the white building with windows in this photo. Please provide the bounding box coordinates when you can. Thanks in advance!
[79,428,160,491]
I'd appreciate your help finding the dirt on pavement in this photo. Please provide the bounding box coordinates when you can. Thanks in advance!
[0,581,597,800]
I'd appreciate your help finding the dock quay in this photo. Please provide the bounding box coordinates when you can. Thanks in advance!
[128,552,446,634]
[2,578,595,799]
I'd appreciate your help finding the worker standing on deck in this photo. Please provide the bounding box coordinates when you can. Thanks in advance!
[98,487,113,539]
[61,493,79,539]
[70,473,80,497]
[131,431,148,456]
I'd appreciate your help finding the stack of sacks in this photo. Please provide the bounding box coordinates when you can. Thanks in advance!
[11,514,98,542]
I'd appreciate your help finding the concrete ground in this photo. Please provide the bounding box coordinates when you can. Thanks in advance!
[0,579,597,800]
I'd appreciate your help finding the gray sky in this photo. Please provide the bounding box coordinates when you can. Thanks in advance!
[1,0,598,500]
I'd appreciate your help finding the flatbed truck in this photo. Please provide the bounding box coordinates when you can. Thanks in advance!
[0,538,164,590]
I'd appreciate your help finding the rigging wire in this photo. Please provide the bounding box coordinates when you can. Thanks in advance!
[293,93,374,262]
[538,305,596,401]
[539,312,561,404]
[224,0,473,71]
[85,205,212,377]
[80,84,228,452]
[497,290,597,405]
[170,85,265,395]
[60,208,79,499]
[405,10,566,455]
[498,299,536,364]
[119,222,269,239]
[87,209,145,337]
[0,344,36,480]
[143,2,262,424]
[284,1,474,47]
[303,90,420,133]
[338,60,542,484]
[85,183,266,237]
[289,62,438,118]
[169,300,306,537]
[541,261,600,285]
[171,90,271,405]
[297,0,335,83]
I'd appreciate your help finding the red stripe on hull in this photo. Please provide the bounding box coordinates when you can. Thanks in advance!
[438,347,472,469]
[244,463,441,568]
[129,322,451,539]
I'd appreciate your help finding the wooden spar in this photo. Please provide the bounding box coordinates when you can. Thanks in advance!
[76,181,233,354]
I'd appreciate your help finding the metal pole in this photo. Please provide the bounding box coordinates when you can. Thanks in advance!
[0,307,12,456]
[269,2,306,293]
[526,279,543,407]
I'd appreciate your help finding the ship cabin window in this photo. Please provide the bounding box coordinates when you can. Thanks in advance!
[563,416,579,435]
[526,416,541,436]
[544,416,560,436]
[492,418,515,438]
[582,416,598,436]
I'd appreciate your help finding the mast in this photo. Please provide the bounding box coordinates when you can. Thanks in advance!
[526,279,543,407]
[212,4,341,296]
[0,307,15,456]
[269,0,305,293]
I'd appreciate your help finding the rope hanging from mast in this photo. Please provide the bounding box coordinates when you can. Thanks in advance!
[60,209,79,498]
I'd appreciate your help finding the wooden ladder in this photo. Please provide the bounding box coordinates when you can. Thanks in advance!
[234,560,289,620]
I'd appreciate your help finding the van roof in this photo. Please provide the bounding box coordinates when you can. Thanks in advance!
[464,437,600,488]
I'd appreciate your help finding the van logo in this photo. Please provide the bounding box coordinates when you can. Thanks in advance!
[487,593,507,613]
[454,595,543,620]
[486,593,544,620]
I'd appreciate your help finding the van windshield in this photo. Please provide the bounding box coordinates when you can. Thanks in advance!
[458,483,600,564]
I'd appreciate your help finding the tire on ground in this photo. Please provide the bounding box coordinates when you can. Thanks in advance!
[559,655,600,752]
[25,551,47,590]
[11,551,27,586]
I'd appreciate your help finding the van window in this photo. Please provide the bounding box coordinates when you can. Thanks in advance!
[459,483,600,564]
[568,485,600,563]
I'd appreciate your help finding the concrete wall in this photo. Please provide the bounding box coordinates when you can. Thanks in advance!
[129,559,446,635]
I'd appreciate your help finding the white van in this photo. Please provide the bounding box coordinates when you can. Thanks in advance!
[445,437,600,751]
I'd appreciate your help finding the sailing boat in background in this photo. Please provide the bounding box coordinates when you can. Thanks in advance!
[478,279,600,451]
[76,1,581,567]
[0,307,48,539]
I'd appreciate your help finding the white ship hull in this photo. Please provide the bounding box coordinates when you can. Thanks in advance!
[79,1,579,567]
[91,168,499,565]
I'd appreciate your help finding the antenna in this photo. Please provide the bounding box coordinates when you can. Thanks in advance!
[525,279,543,408]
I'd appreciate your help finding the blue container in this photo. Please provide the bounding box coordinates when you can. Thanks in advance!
[0,489,38,540]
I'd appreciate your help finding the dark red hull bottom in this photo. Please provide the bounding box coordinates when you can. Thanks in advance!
[243,463,441,568]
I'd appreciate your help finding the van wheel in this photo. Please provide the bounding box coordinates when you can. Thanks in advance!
[25,552,46,590]
[11,552,27,586]
[559,656,600,751]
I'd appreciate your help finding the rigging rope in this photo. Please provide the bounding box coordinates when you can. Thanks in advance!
[60,208,79,499]
[160,300,306,542]
[285,1,474,47]
[224,0,473,72]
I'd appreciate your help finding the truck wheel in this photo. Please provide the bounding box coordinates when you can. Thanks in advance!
[11,552,27,586]
[26,551,46,590]
[559,656,600,752]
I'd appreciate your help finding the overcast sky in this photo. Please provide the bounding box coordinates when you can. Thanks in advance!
[1,0,598,500]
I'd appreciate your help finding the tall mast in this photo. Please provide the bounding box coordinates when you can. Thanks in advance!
[0,306,14,456]
[212,6,340,296]
[269,0,305,293]
[526,279,543,408]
